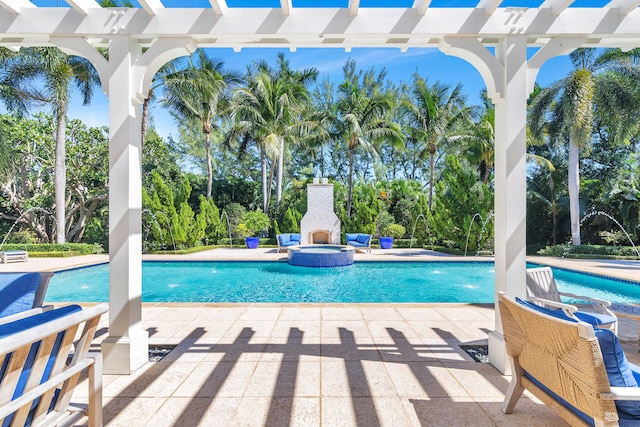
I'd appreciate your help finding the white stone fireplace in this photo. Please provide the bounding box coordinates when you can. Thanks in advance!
[300,180,340,245]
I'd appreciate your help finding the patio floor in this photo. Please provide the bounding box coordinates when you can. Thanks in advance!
[3,249,640,426]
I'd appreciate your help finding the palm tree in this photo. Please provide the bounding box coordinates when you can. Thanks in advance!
[400,75,469,210]
[231,54,318,211]
[529,48,640,245]
[3,47,100,243]
[162,49,240,199]
[334,60,404,218]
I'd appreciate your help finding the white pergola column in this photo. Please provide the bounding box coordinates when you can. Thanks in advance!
[440,35,528,373]
[101,35,148,375]
[488,35,528,373]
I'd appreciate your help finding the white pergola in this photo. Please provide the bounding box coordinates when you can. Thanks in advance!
[2,0,639,374]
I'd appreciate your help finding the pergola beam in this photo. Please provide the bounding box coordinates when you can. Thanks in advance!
[0,0,35,14]
[138,0,164,16]
[476,0,503,15]
[412,0,430,16]
[280,0,292,16]
[1,8,639,45]
[349,0,359,16]
[65,0,101,16]
[606,0,640,15]
[540,0,575,15]
[209,0,227,15]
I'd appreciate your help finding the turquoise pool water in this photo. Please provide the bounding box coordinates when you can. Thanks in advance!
[45,261,640,304]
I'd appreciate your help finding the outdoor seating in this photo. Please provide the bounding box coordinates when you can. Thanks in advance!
[498,292,640,426]
[0,303,108,427]
[1,250,28,263]
[0,272,54,319]
[277,233,302,252]
[526,266,618,333]
[345,233,371,254]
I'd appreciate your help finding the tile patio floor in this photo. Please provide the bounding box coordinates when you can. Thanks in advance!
[3,249,640,426]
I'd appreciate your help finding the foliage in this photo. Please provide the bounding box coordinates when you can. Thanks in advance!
[0,243,103,254]
[0,113,108,244]
[236,210,270,238]
[381,223,406,239]
[538,244,639,258]
[280,207,302,233]
[431,156,494,251]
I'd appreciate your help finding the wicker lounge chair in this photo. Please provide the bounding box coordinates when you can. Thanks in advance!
[498,292,640,426]
[0,303,108,427]
[526,266,617,333]
[0,272,54,319]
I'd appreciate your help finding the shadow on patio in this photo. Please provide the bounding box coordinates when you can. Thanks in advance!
[88,305,568,426]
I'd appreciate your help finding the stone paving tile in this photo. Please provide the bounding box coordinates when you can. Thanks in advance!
[321,306,364,320]
[173,361,257,398]
[101,397,167,427]
[145,397,241,427]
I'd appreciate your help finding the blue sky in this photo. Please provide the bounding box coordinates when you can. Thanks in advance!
[69,46,573,139]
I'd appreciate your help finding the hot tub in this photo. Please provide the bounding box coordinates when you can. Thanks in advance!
[287,245,354,267]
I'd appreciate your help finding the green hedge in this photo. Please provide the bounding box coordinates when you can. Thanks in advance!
[537,244,640,259]
[0,243,103,255]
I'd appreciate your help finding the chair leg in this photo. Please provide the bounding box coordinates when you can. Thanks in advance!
[502,358,525,414]
[88,354,103,427]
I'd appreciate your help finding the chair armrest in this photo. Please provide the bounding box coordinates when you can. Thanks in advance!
[0,305,54,325]
[601,387,640,400]
[558,292,616,318]
[527,296,578,318]
[558,292,612,307]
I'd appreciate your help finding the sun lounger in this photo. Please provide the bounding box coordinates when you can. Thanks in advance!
[1,250,28,263]
[0,272,54,319]
[526,266,617,333]
[0,303,108,427]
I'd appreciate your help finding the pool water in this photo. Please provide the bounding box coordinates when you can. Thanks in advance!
[45,261,640,304]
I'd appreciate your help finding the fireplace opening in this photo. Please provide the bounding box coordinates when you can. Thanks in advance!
[310,230,331,244]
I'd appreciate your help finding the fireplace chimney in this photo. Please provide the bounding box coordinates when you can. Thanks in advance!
[300,180,340,245]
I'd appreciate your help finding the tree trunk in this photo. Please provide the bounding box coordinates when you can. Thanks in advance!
[261,148,268,213]
[346,147,354,218]
[428,150,436,211]
[276,140,284,209]
[205,131,213,200]
[568,138,581,245]
[141,95,150,145]
[55,110,66,243]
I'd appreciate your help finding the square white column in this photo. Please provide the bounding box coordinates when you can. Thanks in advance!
[101,36,149,375]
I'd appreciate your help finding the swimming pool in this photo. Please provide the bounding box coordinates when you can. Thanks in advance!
[45,261,640,304]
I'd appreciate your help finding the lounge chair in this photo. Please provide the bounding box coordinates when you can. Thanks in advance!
[1,250,28,263]
[498,292,640,426]
[345,233,371,254]
[0,303,108,427]
[526,266,617,333]
[0,272,54,319]
[277,233,302,252]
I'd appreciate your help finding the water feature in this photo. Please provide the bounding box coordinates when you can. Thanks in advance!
[0,207,52,251]
[219,210,232,249]
[409,214,431,252]
[476,212,495,256]
[142,209,176,252]
[464,213,482,256]
[577,211,640,258]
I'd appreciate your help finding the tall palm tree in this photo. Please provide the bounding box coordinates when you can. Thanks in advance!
[4,47,100,243]
[231,54,318,211]
[400,75,469,210]
[334,60,404,218]
[529,48,640,245]
[162,49,240,199]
